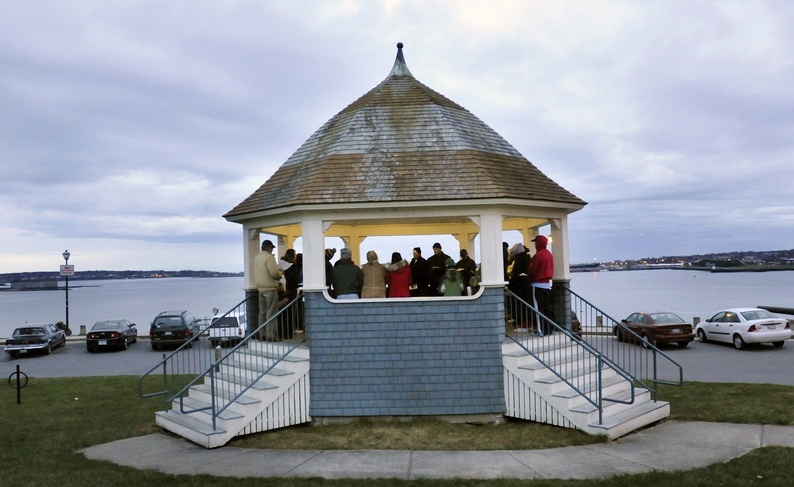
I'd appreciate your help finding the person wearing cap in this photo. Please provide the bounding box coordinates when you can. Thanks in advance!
[361,250,387,298]
[426,242,451,296]
[409,247,431,297]
[456,249,478,295]
[253,239,283,341]
[527,235,554,335]
[438,258,464,297]
[332,248,363,299]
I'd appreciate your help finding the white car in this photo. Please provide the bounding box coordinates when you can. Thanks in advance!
[695,308,791,350]
[208,314,246,347]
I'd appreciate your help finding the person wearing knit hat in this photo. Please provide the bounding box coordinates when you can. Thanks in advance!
[439,257,464,297]
[361,250,387,298]
[426,242,450,295]
[332,248,362,299]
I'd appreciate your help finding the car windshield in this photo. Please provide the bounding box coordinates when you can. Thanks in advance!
[92,322,120,331]
[650,313,684,324]
[211,317,238,328]
[13,327,46,337]
[740,309,778,321]
[152,316,184,329]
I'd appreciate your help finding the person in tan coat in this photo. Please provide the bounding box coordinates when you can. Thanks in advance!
[361,250,387,298]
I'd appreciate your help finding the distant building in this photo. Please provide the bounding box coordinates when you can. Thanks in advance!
[10,280,58,290]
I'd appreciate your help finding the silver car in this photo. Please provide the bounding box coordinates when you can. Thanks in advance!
[4,323,67,357]
[695,308,792,350]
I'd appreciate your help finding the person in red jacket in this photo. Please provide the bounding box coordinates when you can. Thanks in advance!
[527,235,554,335]
[385,252,413,297]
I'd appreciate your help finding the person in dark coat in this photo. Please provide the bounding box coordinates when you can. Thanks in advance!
[409,247,432,296]
[426,242,451,296]
[324,248,336,297]
[507,243,533,331]
[333,248,363,299]
[456,249,478,295]
[283,253,303,334]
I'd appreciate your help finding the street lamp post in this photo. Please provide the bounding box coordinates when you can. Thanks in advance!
[62,250,71,334]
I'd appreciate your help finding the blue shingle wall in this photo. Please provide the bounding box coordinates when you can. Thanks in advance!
[305,287,506,417]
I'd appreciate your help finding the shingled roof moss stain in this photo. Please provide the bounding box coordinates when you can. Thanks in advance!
[225,42,584,219]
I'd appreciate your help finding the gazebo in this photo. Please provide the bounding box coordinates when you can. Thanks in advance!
[224,43,586,422]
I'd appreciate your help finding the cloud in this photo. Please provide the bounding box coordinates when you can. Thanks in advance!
[1,1,792,272]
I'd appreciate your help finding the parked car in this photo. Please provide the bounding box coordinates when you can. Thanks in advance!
[4,323,67,358]
[695,308,792,350]
[149,310,200,350]
[615,312,694,348]
[208,313,246,347]
[86,320,137,352]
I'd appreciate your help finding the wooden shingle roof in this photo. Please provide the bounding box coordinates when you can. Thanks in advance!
[225,43,585,220]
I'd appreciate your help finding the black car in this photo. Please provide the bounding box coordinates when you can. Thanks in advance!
[4,323,67,358]
[86,320,138,352]
[149,310,200,350]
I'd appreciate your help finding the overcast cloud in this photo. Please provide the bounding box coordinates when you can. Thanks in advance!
[1,1,792,273]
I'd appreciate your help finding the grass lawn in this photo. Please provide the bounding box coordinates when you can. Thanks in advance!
[1,376,792,486]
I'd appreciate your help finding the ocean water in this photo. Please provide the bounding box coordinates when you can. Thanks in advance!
[569,269,794,323]
[0,277,246,339]
[1,270,792,339]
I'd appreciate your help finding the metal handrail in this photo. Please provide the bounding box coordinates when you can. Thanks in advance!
[138,294,305,431]
[566,288,684,398]
[505,290,636,424]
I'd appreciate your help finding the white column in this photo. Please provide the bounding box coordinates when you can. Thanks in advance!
[478,210,505,286]
[549,217,571,281]
[301,218,326,291]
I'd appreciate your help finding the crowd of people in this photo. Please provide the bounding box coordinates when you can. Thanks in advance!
[253,238,554,337]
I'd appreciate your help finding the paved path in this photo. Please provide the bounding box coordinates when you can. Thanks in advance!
[81,421,794,480]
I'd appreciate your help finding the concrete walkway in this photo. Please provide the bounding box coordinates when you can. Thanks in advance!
[80,421,794,480]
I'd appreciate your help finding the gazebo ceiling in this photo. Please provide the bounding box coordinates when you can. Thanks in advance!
[224,43,586,223]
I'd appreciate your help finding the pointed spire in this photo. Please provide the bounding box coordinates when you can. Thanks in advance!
[389,42,413,77]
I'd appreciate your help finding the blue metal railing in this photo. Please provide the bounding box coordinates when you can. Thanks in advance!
[505,290,637,424]
[138,294,305,430]
[566,288,684,398]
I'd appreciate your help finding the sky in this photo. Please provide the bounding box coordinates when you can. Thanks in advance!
[1,1,792,273]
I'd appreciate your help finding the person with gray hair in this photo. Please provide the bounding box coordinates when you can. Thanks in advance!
[253,239,282,340]
[332,248,363,299]
[361,250,387,298]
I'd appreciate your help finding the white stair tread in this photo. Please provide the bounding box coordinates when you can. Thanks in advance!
[588,400,669,430]
[156,410,226,436]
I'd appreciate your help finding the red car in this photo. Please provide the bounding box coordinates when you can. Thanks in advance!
[616,312,695,348]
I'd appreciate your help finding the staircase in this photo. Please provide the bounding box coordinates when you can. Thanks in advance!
[503,338,669,438]
[155,342,310,449]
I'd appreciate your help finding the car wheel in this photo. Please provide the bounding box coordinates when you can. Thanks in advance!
[772,341,785,348]
[45,342,52,355]
[87,346,94,353]
[641,333,653,349]
[733,334,746,350]
[151,343,158,351]
[697,329,707,343]
[121,338,128,350]
[616,330,624,343]
[678,341,689,348]
[9,351,18,359]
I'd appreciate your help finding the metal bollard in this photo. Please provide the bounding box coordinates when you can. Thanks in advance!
[596,315,604,328]
[693,317,700,325]
[214,345,222,372]
[79,325,87,336]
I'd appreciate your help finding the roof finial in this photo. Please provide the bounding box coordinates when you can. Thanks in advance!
[390,41,412,77]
